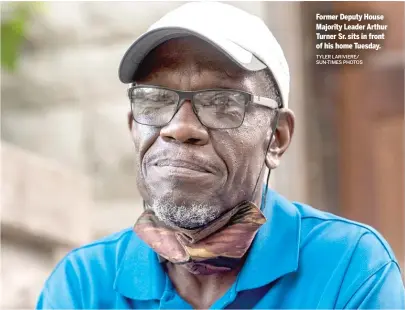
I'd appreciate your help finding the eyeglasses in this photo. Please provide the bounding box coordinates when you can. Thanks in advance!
[127,84,281,129]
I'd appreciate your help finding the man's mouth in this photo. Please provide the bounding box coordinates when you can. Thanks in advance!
[154,159,212,173]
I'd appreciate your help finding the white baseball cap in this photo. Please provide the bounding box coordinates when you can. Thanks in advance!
[118,1,290,108]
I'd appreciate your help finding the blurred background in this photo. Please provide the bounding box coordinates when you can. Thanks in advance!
[1,1,404,308]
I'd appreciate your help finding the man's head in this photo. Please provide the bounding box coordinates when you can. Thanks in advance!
[119,2,295,229]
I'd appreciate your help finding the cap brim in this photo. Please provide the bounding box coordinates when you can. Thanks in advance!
[118,27,266,83]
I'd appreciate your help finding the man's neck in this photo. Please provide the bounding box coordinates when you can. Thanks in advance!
[165,261,243,309]
[161,184,266,308]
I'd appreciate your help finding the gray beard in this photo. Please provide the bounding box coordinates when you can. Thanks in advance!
[150,198,222,229]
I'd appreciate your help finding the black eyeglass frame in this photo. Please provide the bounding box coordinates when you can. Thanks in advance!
[127,83,282,129]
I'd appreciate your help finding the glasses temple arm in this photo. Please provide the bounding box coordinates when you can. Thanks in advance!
[252,96,281,109]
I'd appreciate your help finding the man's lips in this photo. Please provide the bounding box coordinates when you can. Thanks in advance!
[151,159,216,174]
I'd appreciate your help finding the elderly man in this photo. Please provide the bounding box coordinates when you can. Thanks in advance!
[37,2,404,309]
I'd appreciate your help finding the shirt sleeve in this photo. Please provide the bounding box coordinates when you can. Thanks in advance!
[36,289,57,309]
[343,260,405,309]
[35,256,82,309]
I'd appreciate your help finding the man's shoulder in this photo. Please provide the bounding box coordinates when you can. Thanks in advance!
[37,228,136,307]
[66,227,134,260]
[265,194,405,308]
[45,228,134,287]
[294,201,396,262]
[290,201,401,294]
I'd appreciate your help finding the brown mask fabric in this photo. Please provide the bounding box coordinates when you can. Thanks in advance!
[133,201,266,275]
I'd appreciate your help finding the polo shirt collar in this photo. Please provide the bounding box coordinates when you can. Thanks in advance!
[114,233,167,300]
[236,188,301,291]
[114,188,301,300]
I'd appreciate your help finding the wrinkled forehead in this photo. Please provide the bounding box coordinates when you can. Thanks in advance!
[134,36,252,81]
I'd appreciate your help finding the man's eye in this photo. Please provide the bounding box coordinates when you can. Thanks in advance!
[147,95,169,101]
[212,95,230,105]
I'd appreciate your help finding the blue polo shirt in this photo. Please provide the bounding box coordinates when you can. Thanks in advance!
[37,190,405,309]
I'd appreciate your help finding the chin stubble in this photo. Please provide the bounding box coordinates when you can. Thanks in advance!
[150,198,222,229]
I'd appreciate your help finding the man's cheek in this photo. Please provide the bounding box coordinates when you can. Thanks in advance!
[134,125,160,154]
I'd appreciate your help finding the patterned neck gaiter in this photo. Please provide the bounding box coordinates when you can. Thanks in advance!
[133,201,266,275]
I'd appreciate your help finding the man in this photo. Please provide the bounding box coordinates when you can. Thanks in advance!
[37,2,404,309]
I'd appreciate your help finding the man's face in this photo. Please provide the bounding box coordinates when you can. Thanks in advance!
[129,37,288,228]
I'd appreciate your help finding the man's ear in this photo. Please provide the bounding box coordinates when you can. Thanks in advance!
[265,108,295,169]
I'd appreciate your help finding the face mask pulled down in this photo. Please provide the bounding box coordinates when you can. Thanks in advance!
[134,200,266,275]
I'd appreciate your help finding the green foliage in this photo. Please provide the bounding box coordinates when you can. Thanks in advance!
[1,2,44,72]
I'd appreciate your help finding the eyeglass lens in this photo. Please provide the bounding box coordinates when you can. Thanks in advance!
[130,87,247,129]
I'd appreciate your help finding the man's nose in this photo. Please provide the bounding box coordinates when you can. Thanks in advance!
[160,101,209,145]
